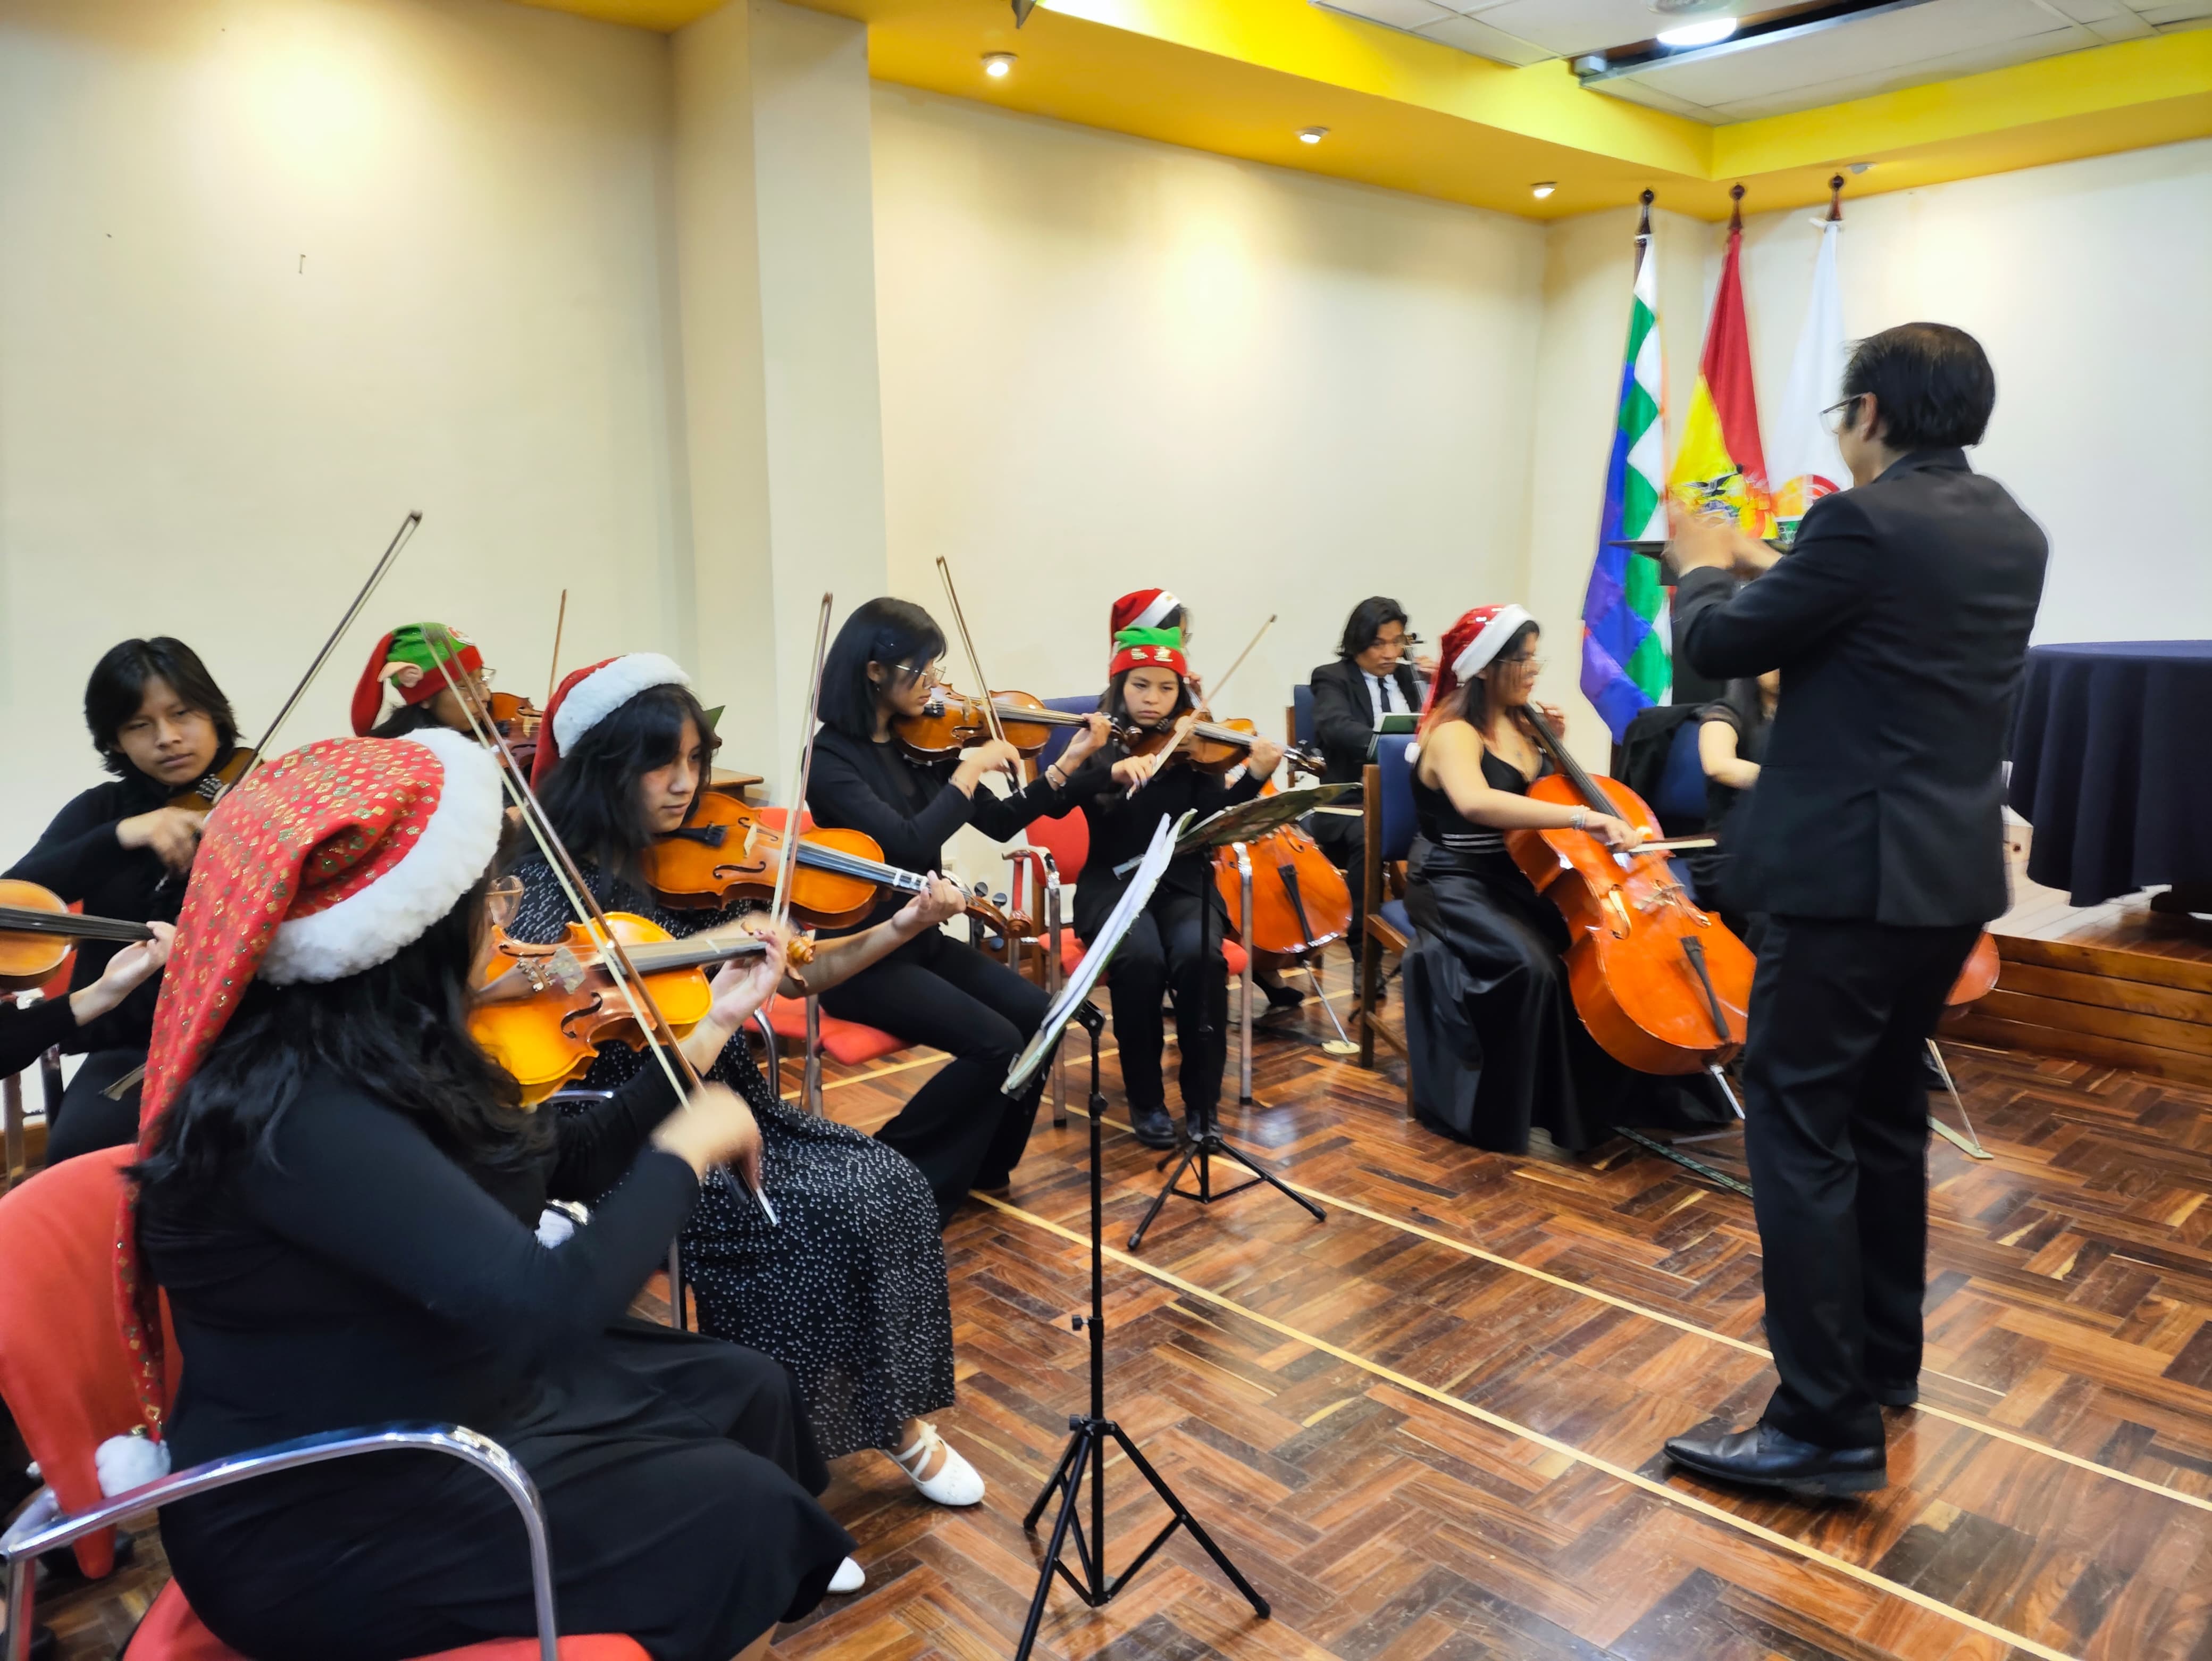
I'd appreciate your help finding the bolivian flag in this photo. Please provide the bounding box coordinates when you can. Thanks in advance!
[1669,199,1773,538]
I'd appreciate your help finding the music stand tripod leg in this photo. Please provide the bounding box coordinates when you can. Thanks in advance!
[1017,1002,1267,1659]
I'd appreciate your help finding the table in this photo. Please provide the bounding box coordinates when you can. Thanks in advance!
[2007,641,2212,907]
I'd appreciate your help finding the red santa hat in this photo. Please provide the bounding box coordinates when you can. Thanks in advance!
[1109,589,1182,638]
[1420,604,1534,729]
[349,623,484,736]
[530,653,692,788]
[117,728,506,1438]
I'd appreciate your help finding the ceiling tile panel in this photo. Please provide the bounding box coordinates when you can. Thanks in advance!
[1411,12,1554,62]
[1455,0,1705,56]
[1697,21,2089,115]
[1314,0,1460,31]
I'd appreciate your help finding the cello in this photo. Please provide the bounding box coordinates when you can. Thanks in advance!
[1507,707,1756,1079]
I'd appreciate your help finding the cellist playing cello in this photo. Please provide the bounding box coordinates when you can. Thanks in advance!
[1398,605,1725,1154]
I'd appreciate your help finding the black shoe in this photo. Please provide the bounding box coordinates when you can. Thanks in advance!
[1130,1104,1177,1149]
[1663,1422,1886,1498]
[1261,981,1305,1012]
[1874,1380,1918,1408]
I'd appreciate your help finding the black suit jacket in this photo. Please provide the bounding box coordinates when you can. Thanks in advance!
[1675,448,2047,927]
[1309,658,1421,788]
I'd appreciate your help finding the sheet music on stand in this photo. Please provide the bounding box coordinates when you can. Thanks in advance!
[1107,782,1355,881]
[1005,809,1192,1099]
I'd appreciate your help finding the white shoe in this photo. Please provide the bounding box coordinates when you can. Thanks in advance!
[889,1421,985,1506]
[828,1556,865,1595]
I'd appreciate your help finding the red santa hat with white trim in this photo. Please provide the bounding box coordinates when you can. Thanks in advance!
[114,728,507,1450]
[530,653,692,788]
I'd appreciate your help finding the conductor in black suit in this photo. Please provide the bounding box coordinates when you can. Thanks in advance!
[1309,598,1431,944]
[1661,323,2048,1496]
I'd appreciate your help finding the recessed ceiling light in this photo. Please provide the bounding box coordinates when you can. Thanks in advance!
[1531,182,1556,199]
[1298,127,1329,145]
[1657,16,1737,46]
[982,52,1016,78]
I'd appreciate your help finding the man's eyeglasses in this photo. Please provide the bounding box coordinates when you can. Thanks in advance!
[1823,394,1863,436]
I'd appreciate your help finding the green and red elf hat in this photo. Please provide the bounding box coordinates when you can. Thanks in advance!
[1108,589,1188,681]
[349,623,485,735]
[113,730,505,1452]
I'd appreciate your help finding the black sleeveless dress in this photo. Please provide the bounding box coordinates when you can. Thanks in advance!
[1401,738,1710,1153]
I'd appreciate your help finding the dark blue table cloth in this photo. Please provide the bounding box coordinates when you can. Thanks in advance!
[2008,641,2212,906]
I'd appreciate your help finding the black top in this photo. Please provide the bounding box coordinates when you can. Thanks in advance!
[1309,658,1423,790]
[138,1065,693,1470]
[0,998,75,1080]
[806,726,1074,927]
[1699,682,1773,831]
[1674,449,2048,927]
[1411,731,1547,867]
[1059,744,1264,938]
[2,753,236,1053]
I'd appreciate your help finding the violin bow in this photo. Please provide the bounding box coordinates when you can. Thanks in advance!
[934,555,1019,785]
[544,588,568,716]
[230,511,422,797]
[420,627,779,1228]
[1128,611,1276,797]
[767,595,836,947]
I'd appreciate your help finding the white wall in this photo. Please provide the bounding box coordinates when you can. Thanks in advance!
[868,85,1547,722]
[1728,138,2212,647]
[0,0,685,855]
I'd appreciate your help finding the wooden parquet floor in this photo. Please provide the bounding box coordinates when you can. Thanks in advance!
[29,963,2212,1661]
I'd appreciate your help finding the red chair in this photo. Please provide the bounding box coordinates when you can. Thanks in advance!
[0,1147,647,1661]
[753,807,911,1114]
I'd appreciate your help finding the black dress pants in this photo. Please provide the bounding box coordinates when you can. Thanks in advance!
[1104,889,1229,1121]
[1742,915,1980,1450]
[818,929,1047,1227]
[46,1049,145,1165]
[1310,809,1367,944]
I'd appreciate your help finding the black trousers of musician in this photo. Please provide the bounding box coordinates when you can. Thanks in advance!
[1103,889,1230,1123]
[1742,915,1980,1450]
[47,1049,146,1165]
[817,928,1046,1228]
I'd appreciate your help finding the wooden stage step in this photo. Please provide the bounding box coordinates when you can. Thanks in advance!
[1948,858,2212,1087]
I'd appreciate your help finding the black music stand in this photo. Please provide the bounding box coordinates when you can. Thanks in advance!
[1112,791,1343,1252]
[1002,817,1269,1657]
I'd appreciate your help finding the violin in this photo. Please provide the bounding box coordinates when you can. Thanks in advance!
[468,916,773,1105]
[643,791,1020,938]
[1505,706,1757,1076]
[895,688,1132,762]
[487,691,542,740]
[167,747,258,817]
[1123,713,1325,779]
[0,881,154,994]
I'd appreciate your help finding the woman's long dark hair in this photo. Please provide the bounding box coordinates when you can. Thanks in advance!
[369,702,444,739]
[85,638,240,778]
[537,682,719,885]
[819,599,945,740]
[132,878,548,1197]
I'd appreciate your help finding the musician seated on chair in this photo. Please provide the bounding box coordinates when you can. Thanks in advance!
[3,638,239,1162]
[1692,669,1781,949]
[1305,597,1435,966]
[1397,606,1727,1154]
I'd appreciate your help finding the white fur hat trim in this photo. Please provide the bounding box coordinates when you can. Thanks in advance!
[552,653,691,754]
[1451,604,1532,682]
[259,728,506,987]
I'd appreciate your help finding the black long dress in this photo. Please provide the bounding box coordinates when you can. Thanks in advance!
[1401,742,1718,1153]
[507,853,958,1461]
[139,1064,852,1661]
[4,752,238,1159]
[805,726,1070,1223]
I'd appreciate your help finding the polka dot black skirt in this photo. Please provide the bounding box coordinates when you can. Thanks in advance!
[510,857,956,1459]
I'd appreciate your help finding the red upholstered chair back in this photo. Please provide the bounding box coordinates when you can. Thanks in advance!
[128,1580,650,1661]
[0,1145,172,1576]
[1024,810,1088,888]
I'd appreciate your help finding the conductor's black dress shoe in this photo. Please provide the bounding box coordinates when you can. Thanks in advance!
[1663,1422,1886,1498]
